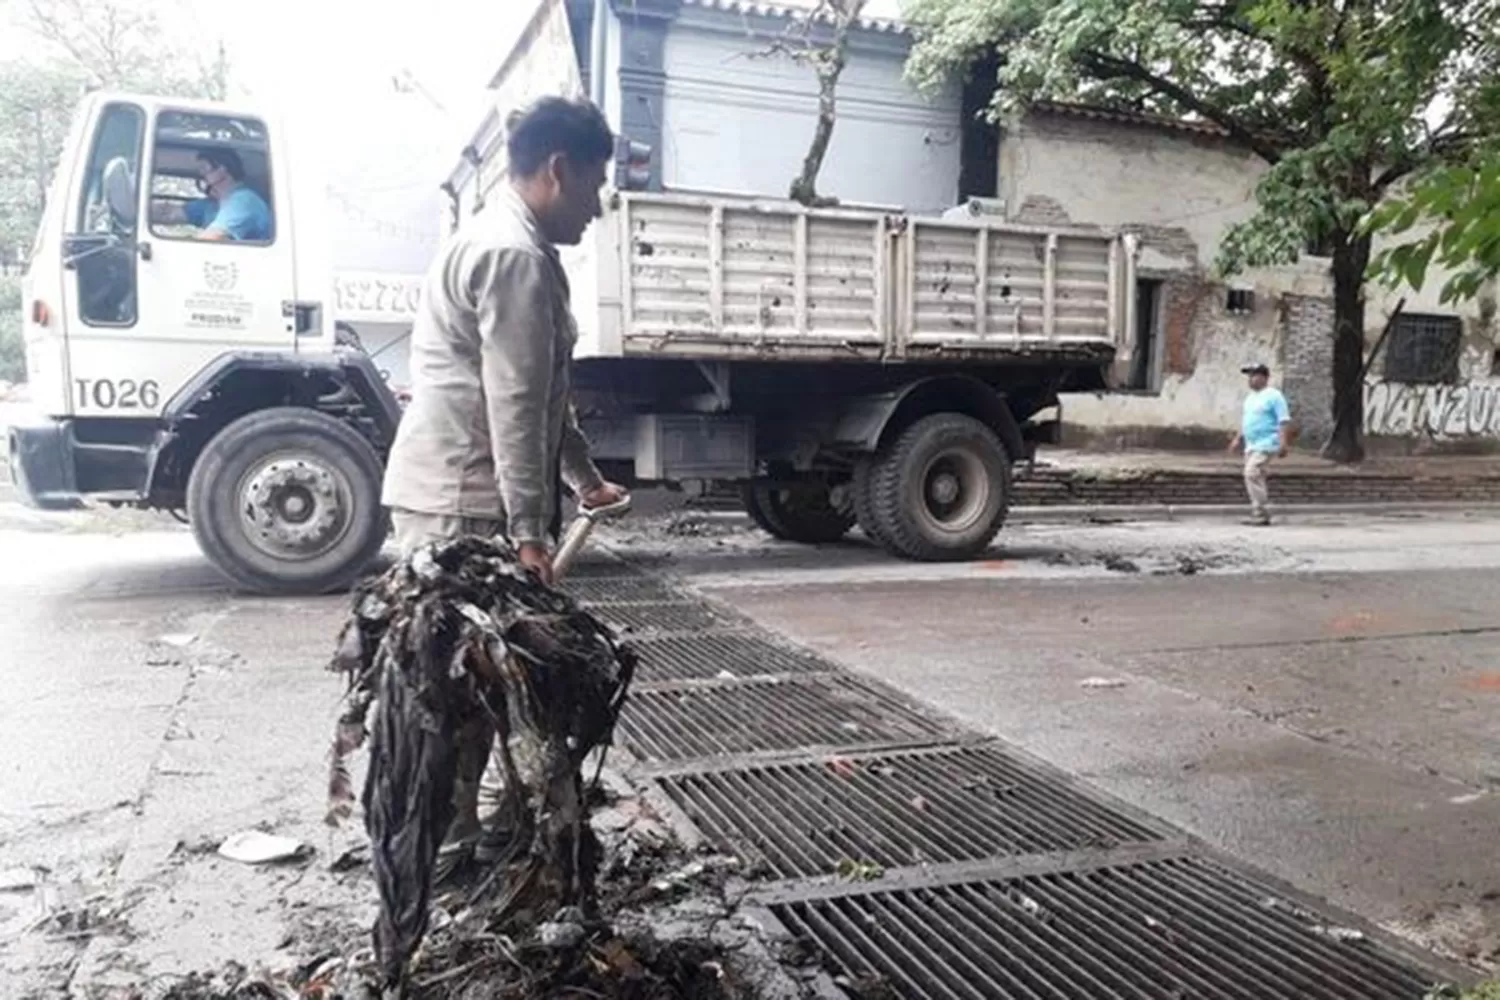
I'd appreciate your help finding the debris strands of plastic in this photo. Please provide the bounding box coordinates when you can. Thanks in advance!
[326,536,636,994]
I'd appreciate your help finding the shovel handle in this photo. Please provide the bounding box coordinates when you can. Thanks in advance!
[552,494,632,581]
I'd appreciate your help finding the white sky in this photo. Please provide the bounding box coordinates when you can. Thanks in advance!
[197,0,536,272]
[1,0,536,273]
[5,0,917,274]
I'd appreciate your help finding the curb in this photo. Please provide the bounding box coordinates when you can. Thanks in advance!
[1008,501,1500,523]
[670,501,1500,526]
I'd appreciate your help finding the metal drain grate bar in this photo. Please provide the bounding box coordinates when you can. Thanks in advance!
[771,856,1436,1000]
[588,600,745,634]
[660,744,1163,878]
[631,631,835,683]
[561,575,681,604]
[554,557,641,578]
[619,675,956,763]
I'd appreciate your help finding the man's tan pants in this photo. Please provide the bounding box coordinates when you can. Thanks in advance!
[1243,450,1274,520]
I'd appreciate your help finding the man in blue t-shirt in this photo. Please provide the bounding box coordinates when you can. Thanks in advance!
[1228,363,1292,525]
[151,148,272,242]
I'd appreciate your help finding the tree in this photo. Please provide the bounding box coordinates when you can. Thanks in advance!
[1365,48,1500,305]
[1366,149,1500,305]
[0,275,24,384]
[905,0,1497,462]
[756,0,870,206]
[5,0,228,96]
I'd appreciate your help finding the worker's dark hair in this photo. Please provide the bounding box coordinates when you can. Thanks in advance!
[197,147,246,181]
[505,96,614,177]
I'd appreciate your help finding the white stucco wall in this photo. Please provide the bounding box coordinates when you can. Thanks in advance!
[1000,114,1265,273]
[659,22,962,211]
[1003,110,1500,446]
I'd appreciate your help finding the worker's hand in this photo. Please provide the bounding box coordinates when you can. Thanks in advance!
[1278,446,1289,459]
[1227,435,1242,454]
[518,542,554,586]
[579,481,628,510]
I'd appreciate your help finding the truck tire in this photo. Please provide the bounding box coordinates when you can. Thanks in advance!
[867,413,1010,561]
[187,407,387,595]
[852,458,894,550]
[741,482,790,539]
[746,481,854,544]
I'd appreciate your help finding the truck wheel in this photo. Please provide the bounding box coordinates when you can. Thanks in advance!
[187,407,387,595]
[741,482,790,539]
[747,481,854,544]
[852,458,893,549]
[868,413,1010,561]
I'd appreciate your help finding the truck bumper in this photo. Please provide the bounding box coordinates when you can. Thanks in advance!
[7,420,82,510]
[7,418,162,510]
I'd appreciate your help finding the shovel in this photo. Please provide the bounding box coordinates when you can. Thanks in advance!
[552,493,632,581]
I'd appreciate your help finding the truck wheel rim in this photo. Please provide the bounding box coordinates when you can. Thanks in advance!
[919,448,988,534]
[239,456,352,561]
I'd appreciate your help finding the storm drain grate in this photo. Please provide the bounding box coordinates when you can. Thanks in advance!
[588,600,744,634]
[771,855,1439,1000]
[659,744,1163,878]
[619,675,956,763]
[555,558,642,579]
[561,575,681,604]
[631,632,835,683]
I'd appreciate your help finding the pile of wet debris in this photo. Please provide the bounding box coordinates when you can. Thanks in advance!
[152,537,802,1000]
[154,850,769,999]
[157,819,764,1000]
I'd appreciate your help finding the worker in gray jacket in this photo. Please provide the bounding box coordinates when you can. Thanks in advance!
[381,95,626,873]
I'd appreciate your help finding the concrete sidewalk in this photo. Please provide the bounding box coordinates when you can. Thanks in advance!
[1016,447,1500,509]
[1036,446,1500,479]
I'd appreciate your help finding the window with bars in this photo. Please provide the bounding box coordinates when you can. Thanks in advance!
[1383,313,1463,384]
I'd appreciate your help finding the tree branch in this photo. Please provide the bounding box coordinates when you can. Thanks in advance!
[1077,50,1283,163]
[1372,130,1479,190]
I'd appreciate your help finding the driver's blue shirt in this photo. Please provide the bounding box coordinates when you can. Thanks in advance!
[185,187,272,241]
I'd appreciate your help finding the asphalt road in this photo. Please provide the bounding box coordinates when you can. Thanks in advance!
[1,508,1497,995]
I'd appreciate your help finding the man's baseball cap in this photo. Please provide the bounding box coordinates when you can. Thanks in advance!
[1240,363,1270,376]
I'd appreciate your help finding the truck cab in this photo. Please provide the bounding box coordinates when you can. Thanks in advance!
[11,92,401,595]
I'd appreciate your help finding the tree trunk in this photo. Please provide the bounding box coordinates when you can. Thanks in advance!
[789,60,842,206]
[1323,231,1372,463]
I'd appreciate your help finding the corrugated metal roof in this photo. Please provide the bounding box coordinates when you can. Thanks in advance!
[679,0,910,34]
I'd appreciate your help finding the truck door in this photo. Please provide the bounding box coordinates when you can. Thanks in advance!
[65,103,297,418]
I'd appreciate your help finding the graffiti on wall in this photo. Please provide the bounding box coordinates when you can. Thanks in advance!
[1364,381,1500,437]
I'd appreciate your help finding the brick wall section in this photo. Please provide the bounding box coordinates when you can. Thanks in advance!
[1278,295,1337,447]
[1161,277,1213,377]
[1012,467,1500,506]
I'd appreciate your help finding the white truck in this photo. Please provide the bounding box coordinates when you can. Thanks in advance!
[11,89,1139,594]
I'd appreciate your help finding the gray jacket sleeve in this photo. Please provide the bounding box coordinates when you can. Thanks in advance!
[473,248,556,544]
[560,404,603,495]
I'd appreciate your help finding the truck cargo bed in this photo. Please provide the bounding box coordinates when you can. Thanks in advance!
[573,192,1137,366]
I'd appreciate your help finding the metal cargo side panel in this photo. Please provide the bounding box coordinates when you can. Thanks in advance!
[619,194,889,358]
[902,218,1119,352]
[620,197,714,344]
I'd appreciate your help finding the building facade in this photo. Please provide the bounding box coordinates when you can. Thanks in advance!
[1001,105,1500,453]
[443,0,960,219]
[445,0,1500,454]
